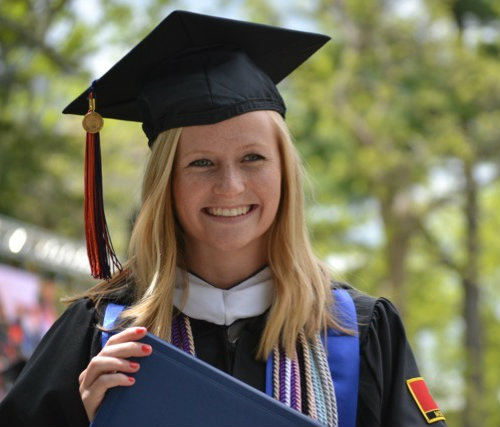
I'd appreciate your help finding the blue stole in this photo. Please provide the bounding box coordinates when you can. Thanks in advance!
[102,288,359,427]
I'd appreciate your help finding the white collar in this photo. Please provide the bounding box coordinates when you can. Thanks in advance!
[173,267,274,325]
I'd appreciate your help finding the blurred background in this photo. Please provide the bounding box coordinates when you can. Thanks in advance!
[0,0,498,425]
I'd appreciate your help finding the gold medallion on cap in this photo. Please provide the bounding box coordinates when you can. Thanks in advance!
[82,111,104,133]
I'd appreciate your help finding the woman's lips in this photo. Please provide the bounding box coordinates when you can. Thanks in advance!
[203,204,256,217]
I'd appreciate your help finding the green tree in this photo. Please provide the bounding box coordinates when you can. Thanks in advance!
[0,0,89,237]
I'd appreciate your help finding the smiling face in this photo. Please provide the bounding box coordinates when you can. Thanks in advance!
[173,111,282,259]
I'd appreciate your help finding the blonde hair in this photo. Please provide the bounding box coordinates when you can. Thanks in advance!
[112,126,181,341]
[73,112,336,358]
[261,111,334,357]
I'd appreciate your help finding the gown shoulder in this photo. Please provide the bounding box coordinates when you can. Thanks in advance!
[0,298,102,427]
[337,285,447,427]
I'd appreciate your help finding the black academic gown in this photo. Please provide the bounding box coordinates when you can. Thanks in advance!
[0,288,446,427]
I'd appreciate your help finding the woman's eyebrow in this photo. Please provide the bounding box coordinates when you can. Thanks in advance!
[181,142,270,156]
[179,149,215,157]
[241,142,268,148]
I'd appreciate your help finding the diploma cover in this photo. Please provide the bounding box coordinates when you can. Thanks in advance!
[90,333,322,427]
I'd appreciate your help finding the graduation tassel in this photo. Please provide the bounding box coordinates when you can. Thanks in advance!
[82,86,122,280]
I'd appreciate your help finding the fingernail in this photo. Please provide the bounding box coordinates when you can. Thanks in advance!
[141,344,152,354]
[128,376,135,383]
[130,362,139,369]
[136,327,146,334]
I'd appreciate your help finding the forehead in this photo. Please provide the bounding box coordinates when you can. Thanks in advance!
[177,111,278,153]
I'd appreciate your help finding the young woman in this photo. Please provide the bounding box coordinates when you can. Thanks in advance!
[0,11,446,427]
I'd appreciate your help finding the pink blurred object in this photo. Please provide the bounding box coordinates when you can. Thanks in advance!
[0,265,40,323]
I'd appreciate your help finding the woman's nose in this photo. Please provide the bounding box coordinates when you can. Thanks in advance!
[212,165,245,197]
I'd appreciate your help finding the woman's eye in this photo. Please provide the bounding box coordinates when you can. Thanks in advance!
[189,159,212,167]
[243,153,264,162]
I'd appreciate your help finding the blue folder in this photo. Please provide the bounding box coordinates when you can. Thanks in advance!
[90,333,323,427]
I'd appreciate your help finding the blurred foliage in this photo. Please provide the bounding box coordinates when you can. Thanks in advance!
[282,1,500,425]
[0,0,498,426]
[0,0,88,237]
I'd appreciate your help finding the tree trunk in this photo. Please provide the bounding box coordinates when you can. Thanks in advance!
[462,160,483,427]
[379,190,414,317]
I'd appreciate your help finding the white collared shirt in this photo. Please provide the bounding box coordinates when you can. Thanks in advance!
[173,267,274,325]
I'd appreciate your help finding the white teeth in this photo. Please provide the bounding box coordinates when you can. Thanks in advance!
[207,206,251,217]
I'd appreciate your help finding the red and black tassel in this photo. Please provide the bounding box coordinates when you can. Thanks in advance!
[82,86,122,280]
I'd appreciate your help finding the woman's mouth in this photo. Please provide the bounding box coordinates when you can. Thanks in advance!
[204,205,255,217]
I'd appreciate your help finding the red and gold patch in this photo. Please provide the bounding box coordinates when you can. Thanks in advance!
[406,377,445,424]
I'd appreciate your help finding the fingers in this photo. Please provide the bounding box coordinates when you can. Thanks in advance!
[105,326,148,346]
[82,327,152,389]
[79,326,152,421]
[81,355,141,388]
[99,340,152,359]
[80,371,135,421]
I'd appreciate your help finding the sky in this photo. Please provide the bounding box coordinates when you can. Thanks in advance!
[71,0,323,77]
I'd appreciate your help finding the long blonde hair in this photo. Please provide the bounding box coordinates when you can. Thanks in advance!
[74,112,336,358]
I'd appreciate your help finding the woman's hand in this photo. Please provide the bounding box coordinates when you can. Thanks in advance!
[79,326,152,421]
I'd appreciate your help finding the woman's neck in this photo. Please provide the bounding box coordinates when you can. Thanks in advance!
[183,242,268,289]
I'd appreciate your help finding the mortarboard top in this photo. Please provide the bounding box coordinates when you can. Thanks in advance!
[63,10,330,145]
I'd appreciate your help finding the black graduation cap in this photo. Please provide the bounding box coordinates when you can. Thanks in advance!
[63,10,330,280]
[63,10,330,145]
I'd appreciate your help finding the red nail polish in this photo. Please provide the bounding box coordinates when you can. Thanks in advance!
[130,362,139,369]
[136,327,146,334]
[128,376,135,383]
[141,344,151,353]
